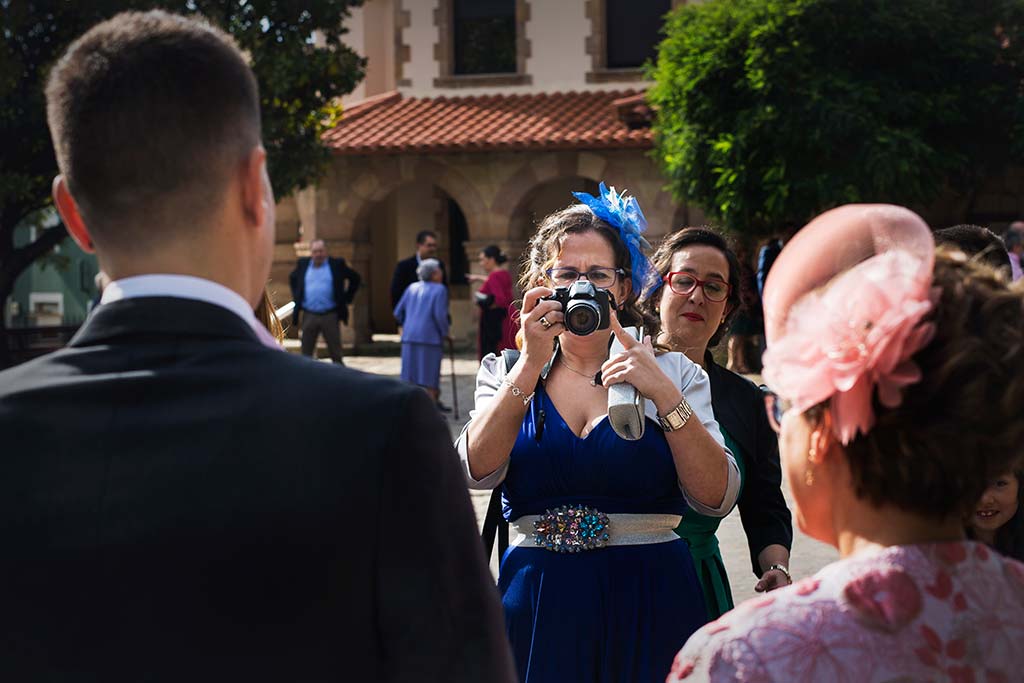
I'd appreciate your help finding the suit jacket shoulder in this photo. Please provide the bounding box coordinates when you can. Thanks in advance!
[0,298,515,681]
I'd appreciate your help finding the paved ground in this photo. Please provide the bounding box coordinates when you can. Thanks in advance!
[343,351,838,606]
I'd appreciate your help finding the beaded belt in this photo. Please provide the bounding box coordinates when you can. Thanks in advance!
[509,508,682,553]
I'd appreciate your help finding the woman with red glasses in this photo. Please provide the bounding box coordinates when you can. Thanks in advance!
[667,205,1024,682]
[643,228,793,620]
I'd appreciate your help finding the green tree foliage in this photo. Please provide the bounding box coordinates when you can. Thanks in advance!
[0,0,365,366]
[648,0,1024,235]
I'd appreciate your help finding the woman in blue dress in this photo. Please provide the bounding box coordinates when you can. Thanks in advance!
[456,185,740,683]
[394,258,449,404]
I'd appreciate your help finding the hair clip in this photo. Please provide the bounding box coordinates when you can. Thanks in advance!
[572,182,661,300]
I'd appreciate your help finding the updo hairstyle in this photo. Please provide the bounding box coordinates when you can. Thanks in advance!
[806,250,1024,519]
[481,245,508,265]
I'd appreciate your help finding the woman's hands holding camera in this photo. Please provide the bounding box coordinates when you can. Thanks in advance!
[520,286,565,367]
[601,311,683,415]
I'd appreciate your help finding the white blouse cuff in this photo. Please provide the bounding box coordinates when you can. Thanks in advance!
[679,452,741,517]
[456,426,510,489]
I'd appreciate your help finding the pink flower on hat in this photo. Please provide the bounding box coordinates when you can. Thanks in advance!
[763,249,936,444]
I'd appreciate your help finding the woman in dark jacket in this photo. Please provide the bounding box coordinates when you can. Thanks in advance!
[644,227,793,619]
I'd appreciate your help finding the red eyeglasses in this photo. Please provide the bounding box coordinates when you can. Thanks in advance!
[663,272,732,302]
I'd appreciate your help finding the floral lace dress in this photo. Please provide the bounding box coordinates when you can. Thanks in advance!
[667,541,1024,682]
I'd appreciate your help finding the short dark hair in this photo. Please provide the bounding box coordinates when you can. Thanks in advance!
[966,469,1024,561]
[46,10,261,245]
[416,230,437,245]
[645,227,743,347]
[1004,226,1024,250]
[934,224,1011,278]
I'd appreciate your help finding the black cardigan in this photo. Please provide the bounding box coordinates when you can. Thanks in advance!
[704,351,794,577]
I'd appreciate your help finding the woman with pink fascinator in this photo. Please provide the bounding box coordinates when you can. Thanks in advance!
[667,204,1024,682]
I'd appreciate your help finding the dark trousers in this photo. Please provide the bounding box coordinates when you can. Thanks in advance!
[300,310,343,364]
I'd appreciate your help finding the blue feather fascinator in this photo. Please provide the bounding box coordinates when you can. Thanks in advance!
[572,182,661,299]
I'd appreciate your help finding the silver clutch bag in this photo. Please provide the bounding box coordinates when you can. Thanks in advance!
[607,326,645,441]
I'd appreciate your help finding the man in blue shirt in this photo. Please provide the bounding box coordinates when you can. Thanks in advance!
[289,239,361,364]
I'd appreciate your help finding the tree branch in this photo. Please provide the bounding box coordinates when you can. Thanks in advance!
[8,223,69,276]
[1,200,54,258]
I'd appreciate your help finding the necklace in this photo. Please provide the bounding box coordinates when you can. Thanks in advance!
[559,355,602,387]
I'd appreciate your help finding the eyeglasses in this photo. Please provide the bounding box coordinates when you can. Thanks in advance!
[663,272,731,302]
[546,267,624,288]
[764,393,792,434]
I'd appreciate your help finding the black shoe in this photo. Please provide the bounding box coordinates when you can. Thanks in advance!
[436,401,453,413]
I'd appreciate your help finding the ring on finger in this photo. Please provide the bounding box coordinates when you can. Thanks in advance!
[539,316,552,330]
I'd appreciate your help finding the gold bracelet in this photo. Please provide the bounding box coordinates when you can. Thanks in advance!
[503,377,535,406]
[658,394,693,432]
[766,563,792,584]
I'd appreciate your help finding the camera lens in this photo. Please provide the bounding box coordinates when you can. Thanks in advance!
[565,299,600,336]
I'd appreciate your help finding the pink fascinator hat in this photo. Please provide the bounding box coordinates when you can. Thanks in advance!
[762,204,937,444]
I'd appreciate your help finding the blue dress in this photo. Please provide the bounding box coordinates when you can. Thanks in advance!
[497,384,708,683]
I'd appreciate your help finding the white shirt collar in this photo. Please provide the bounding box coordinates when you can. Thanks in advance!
[100,274,278,348]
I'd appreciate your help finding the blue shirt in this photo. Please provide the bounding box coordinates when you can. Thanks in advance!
[303,261,335,313]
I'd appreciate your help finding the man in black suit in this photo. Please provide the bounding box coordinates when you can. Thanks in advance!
[390,229,447,308]
[0,11,514,682]
[289,238,360,363]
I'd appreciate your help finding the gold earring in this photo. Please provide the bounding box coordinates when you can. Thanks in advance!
[805,443,817,486]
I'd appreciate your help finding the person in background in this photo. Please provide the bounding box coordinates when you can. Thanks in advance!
[288,239,361,364]
[646,227,793,620]
[391,230,447,308]
[467,244,516,358]
[1004,221,1024,281]
[966,469,1024,562]
[0,11,515,681]
[668,204,1024,682]
[755,236,783,299]
[725,245,761,373]
[934,224,1012,280]
[394,258,450,406]
[458,185,740,683]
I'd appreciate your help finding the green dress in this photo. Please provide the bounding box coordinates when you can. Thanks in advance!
[674,428,747,620]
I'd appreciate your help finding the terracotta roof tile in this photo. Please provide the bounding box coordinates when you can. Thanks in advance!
[323,89,653,155]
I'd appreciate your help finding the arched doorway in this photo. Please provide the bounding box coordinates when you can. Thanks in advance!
[508,177,600,241]
[363,182,473,337]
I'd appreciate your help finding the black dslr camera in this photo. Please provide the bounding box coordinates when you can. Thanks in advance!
[542,280,612,336]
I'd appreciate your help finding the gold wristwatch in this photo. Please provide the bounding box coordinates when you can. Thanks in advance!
[658,394,693,432]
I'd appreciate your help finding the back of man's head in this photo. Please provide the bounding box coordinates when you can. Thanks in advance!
[46,10,261,248]
[934,224,1012,278]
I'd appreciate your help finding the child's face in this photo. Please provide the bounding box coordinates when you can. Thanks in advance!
[971,472,1020,534]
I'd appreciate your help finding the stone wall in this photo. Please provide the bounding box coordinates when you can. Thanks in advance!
[269,147,693,346]
[268,151,1024,348]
